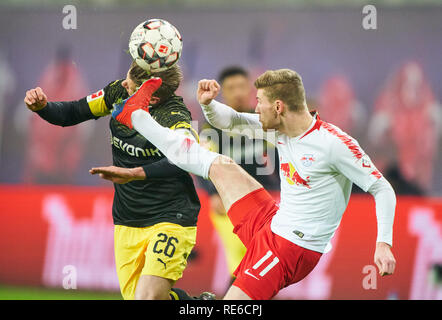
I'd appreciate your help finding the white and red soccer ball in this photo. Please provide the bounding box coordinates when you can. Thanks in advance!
[129,19,183,73]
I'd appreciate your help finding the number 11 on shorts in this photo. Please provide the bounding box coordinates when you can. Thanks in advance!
[247,250,279,279]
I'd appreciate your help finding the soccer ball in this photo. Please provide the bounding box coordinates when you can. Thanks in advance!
[128,19,183,73]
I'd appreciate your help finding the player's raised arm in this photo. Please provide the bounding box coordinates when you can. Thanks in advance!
[24,79,127,127]
[24,86,102,127]
[198,79,274,142]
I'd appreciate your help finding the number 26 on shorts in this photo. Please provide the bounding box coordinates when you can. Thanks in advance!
[152,233,179,258]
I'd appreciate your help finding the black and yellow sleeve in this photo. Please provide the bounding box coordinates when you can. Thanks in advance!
[35,79,129,127]
[86,79,129,117]
[36,98,97,127]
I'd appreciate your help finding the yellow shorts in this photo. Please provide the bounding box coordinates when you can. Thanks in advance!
[114,222,197,300]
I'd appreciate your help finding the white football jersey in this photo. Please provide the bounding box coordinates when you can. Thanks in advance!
[271,113,382,253]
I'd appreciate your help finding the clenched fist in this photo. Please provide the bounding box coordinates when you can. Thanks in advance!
[24,87,48,112]
[197,79,220,106]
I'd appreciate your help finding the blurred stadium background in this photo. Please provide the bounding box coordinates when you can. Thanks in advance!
[0,0,441,300]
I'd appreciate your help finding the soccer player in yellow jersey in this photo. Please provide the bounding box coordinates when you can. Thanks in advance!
[24,61,212,300]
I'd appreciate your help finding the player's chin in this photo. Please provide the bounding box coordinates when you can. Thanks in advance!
[258,118,266,129]
[260,121,273,132]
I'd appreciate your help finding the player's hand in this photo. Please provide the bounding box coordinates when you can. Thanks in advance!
[24,87,48,111]
[197,79,220,105]
[89,166,146,184]
[374,242,396,276]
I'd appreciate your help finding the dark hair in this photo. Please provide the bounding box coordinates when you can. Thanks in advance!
[128,60,183,103]
[218,66,249,84]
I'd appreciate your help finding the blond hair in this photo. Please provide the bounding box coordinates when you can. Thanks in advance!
[254,69,306,112]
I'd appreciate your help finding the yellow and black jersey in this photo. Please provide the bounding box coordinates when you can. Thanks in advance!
[36,79,200,228]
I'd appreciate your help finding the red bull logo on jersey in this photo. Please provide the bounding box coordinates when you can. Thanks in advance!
[280,162,311,188]
[301,154,315,167]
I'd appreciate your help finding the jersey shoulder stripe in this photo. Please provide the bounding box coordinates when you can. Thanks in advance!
[321,121,364,160]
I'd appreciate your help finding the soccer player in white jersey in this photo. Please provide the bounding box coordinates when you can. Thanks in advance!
[94,69,397,300]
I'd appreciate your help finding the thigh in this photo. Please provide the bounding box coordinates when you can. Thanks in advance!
[142,223,197,282]
[209,155,263,212]
[114,225,148,300]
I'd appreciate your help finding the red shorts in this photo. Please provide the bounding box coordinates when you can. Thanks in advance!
[227,188,322,300]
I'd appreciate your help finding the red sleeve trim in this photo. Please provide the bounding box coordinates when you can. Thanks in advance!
[371,169,382,179]
[321,121,363,160]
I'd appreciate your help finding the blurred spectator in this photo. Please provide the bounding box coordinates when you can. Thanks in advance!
[316,74,367,139]
[0,52,16,166]
[368,61,441,194]
[23,46,91,184]
[197,66,280,289]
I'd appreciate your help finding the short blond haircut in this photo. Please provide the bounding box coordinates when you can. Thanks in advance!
[254,69,306,112]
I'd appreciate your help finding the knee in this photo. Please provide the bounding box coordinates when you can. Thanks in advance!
[209,155,236,175]
[219,155,235,165]
[210,155,240,178]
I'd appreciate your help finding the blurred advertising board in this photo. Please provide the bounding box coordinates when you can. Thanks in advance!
[0,186,441,299]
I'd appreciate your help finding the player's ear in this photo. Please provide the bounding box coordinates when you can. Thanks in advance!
[275,100,284,115]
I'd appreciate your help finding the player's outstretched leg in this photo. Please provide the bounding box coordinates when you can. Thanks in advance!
[125,108,264,211]
[111,77,162,128]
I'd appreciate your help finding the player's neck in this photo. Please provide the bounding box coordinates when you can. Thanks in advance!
[279,109,314,138]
